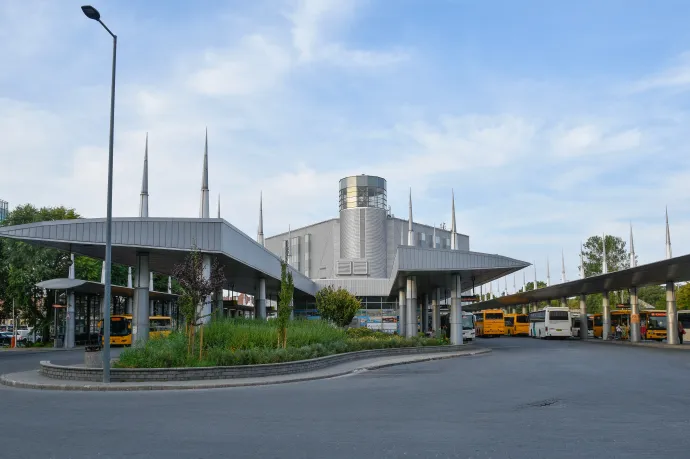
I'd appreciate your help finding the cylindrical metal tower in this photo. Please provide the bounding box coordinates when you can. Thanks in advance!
[339,175,387,278]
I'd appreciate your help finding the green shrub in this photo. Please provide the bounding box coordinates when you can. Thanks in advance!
[114,319,448,368]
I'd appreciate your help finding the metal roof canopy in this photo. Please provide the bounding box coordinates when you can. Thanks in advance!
[388,246,530,297]
[464,253,690,312]
[0,218,317,300]
[35,278,179,301]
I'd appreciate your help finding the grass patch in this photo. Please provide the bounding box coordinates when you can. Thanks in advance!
[115,318,448,368]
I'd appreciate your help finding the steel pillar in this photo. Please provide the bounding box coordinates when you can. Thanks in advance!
[432,287,440,333]
[132,251,150,344]
[602,293,610,340]
[398,289,406,336]
[579,294,587,340]
[421,293,429,333]
[666,282,679,345]
[629,287,640,342]
[406,277,417,338]
[450,274,462,345]
[256,278,267,320]
[200,254,212,324]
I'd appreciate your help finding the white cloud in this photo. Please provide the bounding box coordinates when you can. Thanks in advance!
[551,124,641,157]
[629,51,690,92]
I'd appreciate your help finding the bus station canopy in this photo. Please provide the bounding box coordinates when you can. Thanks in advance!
[464,253,690,312]
[36,278,179,301]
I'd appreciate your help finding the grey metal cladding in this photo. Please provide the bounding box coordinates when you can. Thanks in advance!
[315,278,390,296]
[396,246,527,271]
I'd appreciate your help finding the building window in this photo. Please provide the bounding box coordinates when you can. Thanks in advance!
[289,236,300,270]
[444,238,450,249]
[418,232,425,247]
[435,235,440,248]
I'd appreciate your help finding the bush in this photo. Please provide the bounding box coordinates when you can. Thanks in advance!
[114,319,448,368]
[315,286,361,327]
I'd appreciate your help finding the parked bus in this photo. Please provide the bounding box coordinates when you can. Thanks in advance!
[503,313,529,336]
[474,309,505,337]
[99,315,172,346]
[462,311,476,342]
[570,312,594,338]
[529,307,571,339]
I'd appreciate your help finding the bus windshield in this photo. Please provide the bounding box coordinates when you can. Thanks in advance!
[549,311,569,321]
[647,315,667,330]
[462,315,474,330]
[485,313,503,320]
[109,318,130,337]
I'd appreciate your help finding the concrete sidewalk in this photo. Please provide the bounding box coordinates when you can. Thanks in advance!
[581,339,690,350]
[0,347,491,392]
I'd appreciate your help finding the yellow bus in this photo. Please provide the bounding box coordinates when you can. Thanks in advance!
[504,313,529,336]
[474,309,505,337]
[99,315,172,346]
[593,310,667,341]
[644,311,667,341]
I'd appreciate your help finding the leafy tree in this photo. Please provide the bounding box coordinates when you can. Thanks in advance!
[172,247,226,355]
[677,283,690,310]
[581,235,630,277]
[276,260,294,348]
[315,285,361,328]
[0,204,80,339]
[637,285,666,309]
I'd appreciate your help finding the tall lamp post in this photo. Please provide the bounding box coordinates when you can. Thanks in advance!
[81,5,116,383]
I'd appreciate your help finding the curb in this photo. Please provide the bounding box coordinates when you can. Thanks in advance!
[0,347,83,356]
[579,339,690,350]
[0,348,491,392]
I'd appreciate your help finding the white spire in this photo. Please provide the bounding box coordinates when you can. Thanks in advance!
[602,233,608,274]
[513,273,516,294]
[523,270,526,292]
[579,243,585,279]
[546,256,551,287]
[489,280,493,298]
[217,194,221,219]
[504,276,508,296]
[101,261,105,284]
[199,128,210,218]
[561,249,566,283]
[533,262,538,290]
[127,267,132,288]
[257,192,264,246]
[167,276,172,294]
[149,271,154,292]
[666,206,672,259]
[630,223,636,267]
[407,188,414,246]
[450,189,457,250]
[139,132,149,218]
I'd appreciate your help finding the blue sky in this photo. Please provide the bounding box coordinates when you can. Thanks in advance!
[2,0,690,288]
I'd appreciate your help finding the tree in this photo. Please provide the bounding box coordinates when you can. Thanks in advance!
[276,260,294,348]
[315,285,361,328]
[172,247,225,355]
[677,283,690,310]
[0,204,81,339]
[637,285,666,309]
[579,234,632,313]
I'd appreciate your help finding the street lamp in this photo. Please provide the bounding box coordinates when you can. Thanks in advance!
[82,4,116,383]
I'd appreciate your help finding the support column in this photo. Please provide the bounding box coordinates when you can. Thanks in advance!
[406,277,417,338]
[132,252,150,345]
[200,254,212,324]
[602,292,610,340]
[256,278,267,320]
[629,287,640,343]
[579,294,587,340]
[522,306,527,315]
[667,282,679,345]
[421,293,429,333]
[126,267,133,314]
[65,253,76,349]
[398,289,406,336]
[450,274,462,345]
[432,287,440,334]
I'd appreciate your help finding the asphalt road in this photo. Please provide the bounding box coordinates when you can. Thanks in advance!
[2,338,689,459]
[0,347,123,374]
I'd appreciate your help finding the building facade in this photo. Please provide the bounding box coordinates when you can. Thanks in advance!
[0,199,8,223]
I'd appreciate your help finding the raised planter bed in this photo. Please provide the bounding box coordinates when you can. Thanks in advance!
[40,344,469,383]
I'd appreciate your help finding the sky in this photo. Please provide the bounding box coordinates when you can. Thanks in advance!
[2,0,690,289]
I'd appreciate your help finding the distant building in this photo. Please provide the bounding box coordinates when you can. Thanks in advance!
[0,199,8,223]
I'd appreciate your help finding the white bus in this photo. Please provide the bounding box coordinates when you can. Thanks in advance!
[462,311,476,342]
[570,312,594,339]
[529,307,572,339]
